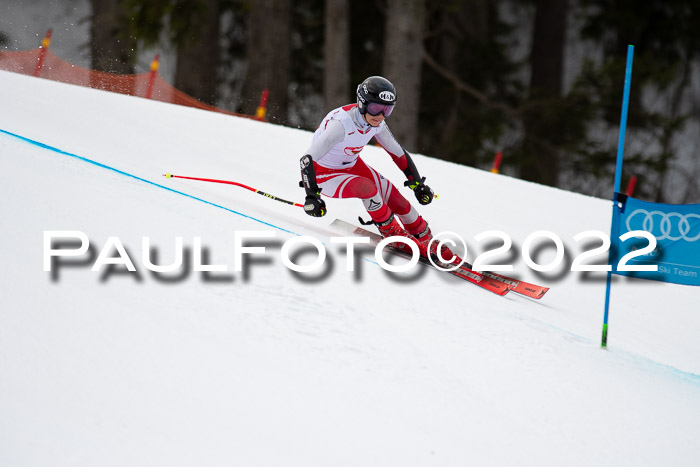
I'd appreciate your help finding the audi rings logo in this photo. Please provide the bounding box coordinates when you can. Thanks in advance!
[625,209,700,242]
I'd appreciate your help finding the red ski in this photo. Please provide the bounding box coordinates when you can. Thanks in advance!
[331,219,513,296]
[331,219,549,299]
[478,271,549,299]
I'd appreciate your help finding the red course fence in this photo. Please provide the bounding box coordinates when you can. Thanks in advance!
[0,31,253,120]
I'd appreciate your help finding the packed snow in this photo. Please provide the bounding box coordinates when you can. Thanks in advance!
[1,69,699,466]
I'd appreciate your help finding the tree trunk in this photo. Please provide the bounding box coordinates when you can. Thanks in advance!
[434,0,489,164]
[520,0,568,186]
[382,0,425,151]
[174,0,220,106]
[243,0,292,124]
[89,0,135,74]
[323,0,350,109]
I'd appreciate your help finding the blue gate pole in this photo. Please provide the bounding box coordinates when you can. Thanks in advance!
[602,44,635,348]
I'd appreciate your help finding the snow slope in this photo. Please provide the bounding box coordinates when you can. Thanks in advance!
[1,69,699,466]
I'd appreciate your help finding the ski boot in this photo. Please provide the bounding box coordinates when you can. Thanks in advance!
[411,223,460,267]
[375,213,418,255]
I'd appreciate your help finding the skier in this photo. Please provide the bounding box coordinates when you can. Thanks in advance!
[299,75,453,263]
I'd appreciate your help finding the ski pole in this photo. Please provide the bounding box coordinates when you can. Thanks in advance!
[163,173,304,208]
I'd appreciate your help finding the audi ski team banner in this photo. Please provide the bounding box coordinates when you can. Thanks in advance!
[610,196,700,286]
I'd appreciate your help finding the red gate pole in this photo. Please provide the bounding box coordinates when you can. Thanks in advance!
[145,54,160,99]
[491,151,503,174]
[34,29,52,77]
[625,175,637,196]
[256,89,269,120]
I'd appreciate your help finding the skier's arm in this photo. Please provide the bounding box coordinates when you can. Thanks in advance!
[299,119,344,217]
[374,124,409,171]
[375,125,435,205]
[300,154,326,217]
[303,119,345,163]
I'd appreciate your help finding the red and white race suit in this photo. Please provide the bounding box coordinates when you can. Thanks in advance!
[303,104,424,232]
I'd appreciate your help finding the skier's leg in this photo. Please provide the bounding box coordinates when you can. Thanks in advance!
[381,184,425,233]
[315,160,452,260]
[372,169,457,263]
[334,160,430,251]
[316,160,417,251]
[314,160,391,223]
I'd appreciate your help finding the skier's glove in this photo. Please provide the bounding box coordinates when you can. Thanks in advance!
[304,193,327,217]
[404,177,434,205]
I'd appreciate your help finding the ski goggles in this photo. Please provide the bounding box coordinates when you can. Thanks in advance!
[366,102,395,117]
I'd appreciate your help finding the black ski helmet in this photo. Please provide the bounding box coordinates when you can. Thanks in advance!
[356,76,397,116]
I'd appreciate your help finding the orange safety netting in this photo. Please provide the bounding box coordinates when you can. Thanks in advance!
[0,47,252,119]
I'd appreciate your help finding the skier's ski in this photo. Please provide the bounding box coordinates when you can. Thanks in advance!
[477,271,549,299]
[451,259,549,299]
[331,219,513,296]
[331,219,549,299]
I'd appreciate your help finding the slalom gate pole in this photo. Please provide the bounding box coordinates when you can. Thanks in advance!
[256,89,269,121]
[163,173,304,208]
[146,54,159,99]
[625,175,637,196]
[491,151,503,174]
[34,29,52,77]
[602,44,635,348]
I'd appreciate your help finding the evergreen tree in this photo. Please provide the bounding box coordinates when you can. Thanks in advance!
[90,0,137,74]
[383,0,426,151]
[125,0,222,105]
[323,0,350,110]
[573,0,700,202]
[241,0,292,124]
